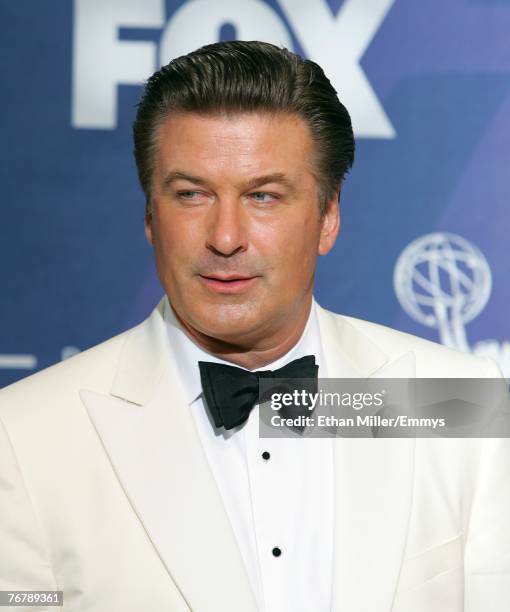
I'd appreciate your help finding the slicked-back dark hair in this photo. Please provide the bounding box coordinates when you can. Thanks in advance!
[133,40,354,215]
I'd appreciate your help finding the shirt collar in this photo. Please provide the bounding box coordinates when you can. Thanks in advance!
[163,297,325,406]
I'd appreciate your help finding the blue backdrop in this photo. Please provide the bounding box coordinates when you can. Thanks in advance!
[1,0,509,387]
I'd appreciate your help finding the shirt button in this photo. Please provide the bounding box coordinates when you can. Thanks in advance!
[272,547,282,557]
[262,451,271,460]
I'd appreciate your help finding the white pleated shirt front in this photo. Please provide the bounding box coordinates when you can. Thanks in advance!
[164,298,334,612]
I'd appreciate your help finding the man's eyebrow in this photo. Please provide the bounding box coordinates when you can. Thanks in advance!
[244,173,295,191]
[162,171,208,188]
[161,171,295,191]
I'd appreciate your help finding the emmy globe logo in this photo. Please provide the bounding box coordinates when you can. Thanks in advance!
[393,232,510,377]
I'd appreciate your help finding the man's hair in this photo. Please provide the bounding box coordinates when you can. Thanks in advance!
[133,40,355,215]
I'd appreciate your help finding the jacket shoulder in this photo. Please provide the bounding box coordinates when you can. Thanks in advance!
[321,307,499,377]
[0,326,133,414]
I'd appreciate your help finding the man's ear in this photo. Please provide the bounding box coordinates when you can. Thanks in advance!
[144,205,154,246]
[318,187,341,256]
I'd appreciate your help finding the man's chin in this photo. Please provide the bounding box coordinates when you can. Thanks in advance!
[184,304,266,345]
[197,317,259,344]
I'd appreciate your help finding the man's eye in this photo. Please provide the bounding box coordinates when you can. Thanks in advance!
[250,192,277,203]
[176,190,208,203]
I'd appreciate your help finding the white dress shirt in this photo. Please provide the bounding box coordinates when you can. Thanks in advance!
[164,298,334,612]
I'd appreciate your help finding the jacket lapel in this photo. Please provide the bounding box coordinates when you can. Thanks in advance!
[317,306,416,612]
[80,299,258,612]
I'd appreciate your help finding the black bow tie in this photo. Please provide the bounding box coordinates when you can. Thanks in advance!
[198,355,318,430]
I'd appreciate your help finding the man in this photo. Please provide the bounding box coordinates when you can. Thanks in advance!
[0,41,508,612]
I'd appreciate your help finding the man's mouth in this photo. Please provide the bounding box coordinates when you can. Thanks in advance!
[198,274,258,294]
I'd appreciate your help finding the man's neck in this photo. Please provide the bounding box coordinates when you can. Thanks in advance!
[171,299,313,371]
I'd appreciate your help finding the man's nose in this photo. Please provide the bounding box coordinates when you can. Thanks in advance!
[205,197,248,257]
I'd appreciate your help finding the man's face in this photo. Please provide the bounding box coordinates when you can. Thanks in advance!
[145,111,339,348]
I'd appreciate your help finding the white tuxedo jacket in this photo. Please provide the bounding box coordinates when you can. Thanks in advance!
[0,299,509,611]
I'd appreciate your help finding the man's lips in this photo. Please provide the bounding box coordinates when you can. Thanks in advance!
[198,274,258,293]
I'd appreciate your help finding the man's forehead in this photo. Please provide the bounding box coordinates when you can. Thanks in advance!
[156,110,312,145]
[154,111,315,178]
